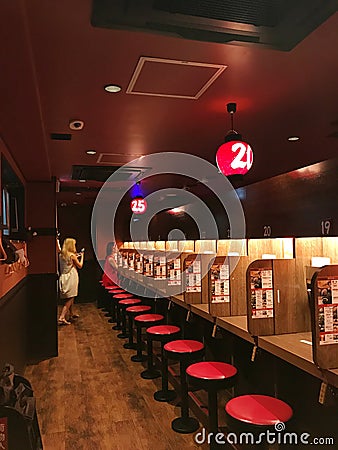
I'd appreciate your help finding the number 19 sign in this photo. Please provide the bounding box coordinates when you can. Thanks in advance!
[130,197,147,214]
[216,140,253,176]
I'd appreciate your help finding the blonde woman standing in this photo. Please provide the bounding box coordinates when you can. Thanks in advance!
[58,238,84,325]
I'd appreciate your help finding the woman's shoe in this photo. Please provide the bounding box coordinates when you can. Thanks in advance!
[58,318,71,325]
[71,314,80,319]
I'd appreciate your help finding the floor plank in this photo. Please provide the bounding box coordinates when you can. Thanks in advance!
[25,303,208,450]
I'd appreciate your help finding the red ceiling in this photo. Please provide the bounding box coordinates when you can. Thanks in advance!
[0,1,338,205]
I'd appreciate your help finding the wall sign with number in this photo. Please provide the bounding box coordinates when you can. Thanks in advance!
[216,140,253,176]
[130,197,147,214]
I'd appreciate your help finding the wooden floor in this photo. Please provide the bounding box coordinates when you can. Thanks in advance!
[25,303,208,450]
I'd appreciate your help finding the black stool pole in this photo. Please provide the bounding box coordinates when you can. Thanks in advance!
[171,360,199,433]
[153,344,176,402]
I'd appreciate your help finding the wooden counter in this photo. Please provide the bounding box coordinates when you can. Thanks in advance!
[170,294,189,310]
[258,333,338,388]
[190,303,215,323]
[216,315,254,343]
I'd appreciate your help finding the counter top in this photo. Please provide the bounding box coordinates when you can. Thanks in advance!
[216,315,254,343]
[190,303,215,323]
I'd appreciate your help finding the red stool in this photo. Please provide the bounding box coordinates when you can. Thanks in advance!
[187,361,237,445]
[225,394,293,448]
[124,305,151,350]
[112,293,134,330]
[117,298,142,339]
[141,325,181,380]
[131,314,164,362]
[162,340,205,432]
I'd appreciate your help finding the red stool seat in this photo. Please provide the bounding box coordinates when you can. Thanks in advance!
[187,361,237,380]
[147,325,180,335]
[164,339,204,354]
[113,293,134,299]
[108,288,124,293]
[126,305,151,314]
[225,395,293,426]
[134,314,164,323]
[105,285,117,290]
[119,298,142,306]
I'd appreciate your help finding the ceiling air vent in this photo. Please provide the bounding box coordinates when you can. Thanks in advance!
[50,133,72,141]
[72,165,150,183]
[91,0,338,51]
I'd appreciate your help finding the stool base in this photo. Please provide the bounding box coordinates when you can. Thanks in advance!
[117,332,128,339]
[131,355,147,363]
[141,369,161,380]
[123,343,137,350]
[171,416,199,434]
[154,389,176,402]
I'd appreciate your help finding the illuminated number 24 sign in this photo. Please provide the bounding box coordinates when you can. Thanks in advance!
[130,197,147,214]
[216,140,253,176]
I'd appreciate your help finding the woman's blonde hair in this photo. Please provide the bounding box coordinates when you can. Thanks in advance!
[61,238,77,260]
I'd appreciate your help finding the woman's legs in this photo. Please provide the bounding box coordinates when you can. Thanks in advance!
[59,297,74,324]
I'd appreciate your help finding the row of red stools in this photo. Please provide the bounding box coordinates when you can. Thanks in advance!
[99,281,293,448]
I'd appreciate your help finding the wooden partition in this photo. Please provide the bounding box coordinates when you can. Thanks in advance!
[248,237,294,260]
[311,265,338,369]
[184,254,212,305]
[208,240,249,317]
[247,258,310,336]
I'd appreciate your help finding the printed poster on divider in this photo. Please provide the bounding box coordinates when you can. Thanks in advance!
[186,258,201,292]
[154,255,166,279]
[211,262,230,303]
[250,269,274,319]
[168,257,181,286]
[144,255,153,277]
[317,277,338,345]
[135,253,143,273]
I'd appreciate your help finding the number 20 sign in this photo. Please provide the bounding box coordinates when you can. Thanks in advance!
[130,197,147,214]
[216,140,253,176]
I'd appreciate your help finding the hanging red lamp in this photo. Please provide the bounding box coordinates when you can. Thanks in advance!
[216,103,253,176]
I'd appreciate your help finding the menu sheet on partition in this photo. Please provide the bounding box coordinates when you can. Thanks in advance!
[144,255,153,277]
[186,258,201,292]
[250,269,274,319]
[123,252,128,269]
[117,252,123,268]
[317,277,338,345]
[154,255,166,279]
[128,252,135,270]
[211,262,230,303]
[168,257,181,286]
[135,253,143,273]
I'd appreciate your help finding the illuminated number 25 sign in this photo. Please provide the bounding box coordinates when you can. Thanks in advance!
[216,140,253,176]
[130,197,147,214]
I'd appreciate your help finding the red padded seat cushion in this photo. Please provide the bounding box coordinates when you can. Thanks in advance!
[164,340,204,353]
[113,293,134,299]
[109,289,125,294]
[126,305,151,313]
[118,298,142,305]
[186,362,237,380]
[134,314,164,323]
[105,285,117,290]
[147,325,180,335]
[225,395,293,426]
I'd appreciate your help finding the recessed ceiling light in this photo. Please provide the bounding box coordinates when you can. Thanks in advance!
[104,84,122,93]
[73,202,78,205]
[288,136,300,141]
[79,179,86,183]
[86,150,96,155]
[76,192,81,196]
